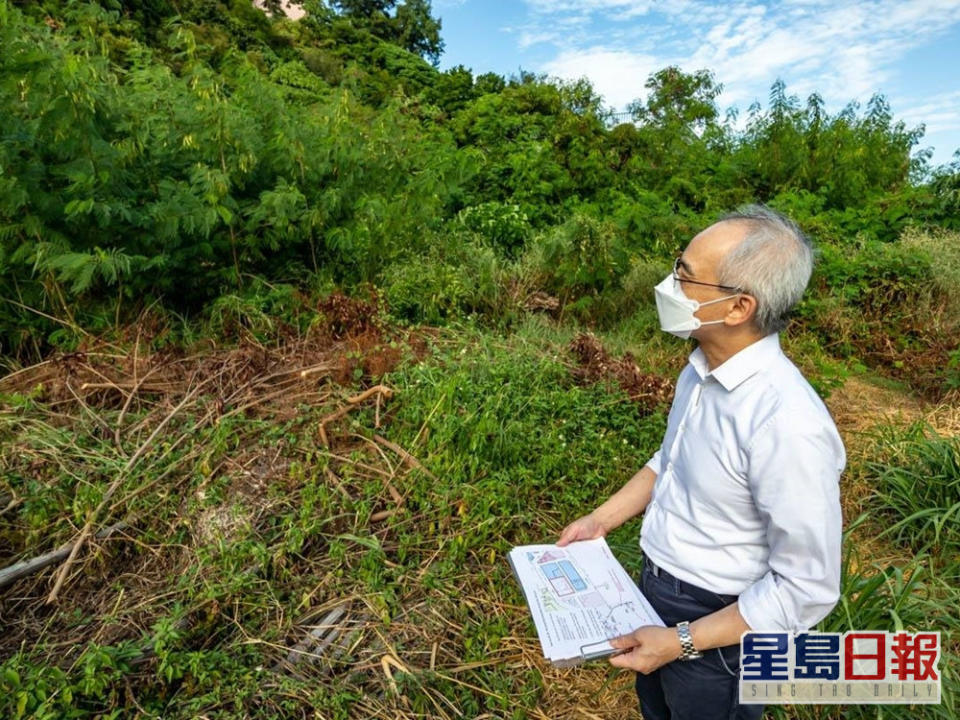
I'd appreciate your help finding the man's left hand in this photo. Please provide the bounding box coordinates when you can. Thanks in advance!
[608,625,684,673]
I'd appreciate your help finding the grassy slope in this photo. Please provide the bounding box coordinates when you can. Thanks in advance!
[0,308,957,719]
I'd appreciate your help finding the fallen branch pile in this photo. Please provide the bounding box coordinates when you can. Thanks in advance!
[0,310,651,719]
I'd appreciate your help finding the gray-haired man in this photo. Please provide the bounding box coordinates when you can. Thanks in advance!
[557,205,846,720]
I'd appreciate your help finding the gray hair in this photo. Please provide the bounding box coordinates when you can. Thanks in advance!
[714,204,814,335]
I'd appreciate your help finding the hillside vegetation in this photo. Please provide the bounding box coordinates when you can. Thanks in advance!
[0,1,958,719]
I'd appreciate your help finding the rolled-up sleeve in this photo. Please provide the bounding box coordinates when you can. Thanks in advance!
[737,412,846,633]
[644,447,663,477]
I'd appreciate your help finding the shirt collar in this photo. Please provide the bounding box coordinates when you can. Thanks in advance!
[688,332,782,391]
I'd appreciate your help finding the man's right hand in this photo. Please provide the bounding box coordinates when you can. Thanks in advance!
[556,512,608,547]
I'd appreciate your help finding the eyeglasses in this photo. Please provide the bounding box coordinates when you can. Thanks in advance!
[672,256,742,292]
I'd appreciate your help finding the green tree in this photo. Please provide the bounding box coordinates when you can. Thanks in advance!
[393,0,443,65]
[328,0,443,64]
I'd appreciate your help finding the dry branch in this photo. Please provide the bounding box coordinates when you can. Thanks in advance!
[373,434,437,482]
[317,385,394,447]
[370,508,399,522]
[0,492,18,517]
[0,522,129,590]
[45,377,214,604]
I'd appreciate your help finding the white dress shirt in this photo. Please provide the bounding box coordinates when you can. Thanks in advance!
[639,331,846,633]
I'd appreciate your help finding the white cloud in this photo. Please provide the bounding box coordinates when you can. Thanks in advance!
[541,48,662,109]
[899,90,960,135]
[524,0,657,17]
[517,0,960,116]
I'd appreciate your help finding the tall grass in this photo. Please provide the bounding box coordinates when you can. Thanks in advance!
[773,419,960,720]
[865,421,960,559]
[773,514,959,719]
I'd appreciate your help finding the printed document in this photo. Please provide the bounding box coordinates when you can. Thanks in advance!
[507,537,664,666]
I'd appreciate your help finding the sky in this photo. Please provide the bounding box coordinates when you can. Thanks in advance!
[432,0,960,168]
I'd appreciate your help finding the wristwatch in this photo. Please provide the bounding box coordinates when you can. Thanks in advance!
[675,621,702,661]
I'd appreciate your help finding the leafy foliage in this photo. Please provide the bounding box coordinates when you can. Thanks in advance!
[1,3,959,713]
[0,0,957,392]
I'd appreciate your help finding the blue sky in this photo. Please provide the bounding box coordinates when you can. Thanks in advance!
[433,0,960,168]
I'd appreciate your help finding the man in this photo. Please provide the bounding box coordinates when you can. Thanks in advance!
[557,204,846,720]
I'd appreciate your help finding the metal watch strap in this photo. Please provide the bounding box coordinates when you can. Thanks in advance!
[676,621,702,661]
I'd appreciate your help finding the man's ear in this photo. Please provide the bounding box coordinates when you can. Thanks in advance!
[726,293,757,327]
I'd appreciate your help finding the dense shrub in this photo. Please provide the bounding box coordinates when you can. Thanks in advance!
[0,0,957,394]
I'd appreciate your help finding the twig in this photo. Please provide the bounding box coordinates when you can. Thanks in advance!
[115,351,170,449]
[63,380,115,440]
[324,467,353,501]
[346,384,394,407]
[0,359,53,387]
[347,433,402,503]
[0,522,129,590]
[82,380,178,392]
[373,434,437,482]
[411,394,444,450]
[297,362,338,379]
[381,653,409,697]
[217,386,332,423]
[0,492,19,517]
[45,376,213,604]
[76,360,137,402]
[319,451,396,479]
[0,297,98,342]
[318,385,394,447]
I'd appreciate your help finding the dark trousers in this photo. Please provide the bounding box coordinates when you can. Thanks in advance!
[634,551,766,720]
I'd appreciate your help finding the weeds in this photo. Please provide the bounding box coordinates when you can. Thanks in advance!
[865,421,960,559]
[0,306,956,718]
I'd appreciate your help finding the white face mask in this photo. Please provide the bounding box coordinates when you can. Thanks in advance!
[654,273,741,339]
